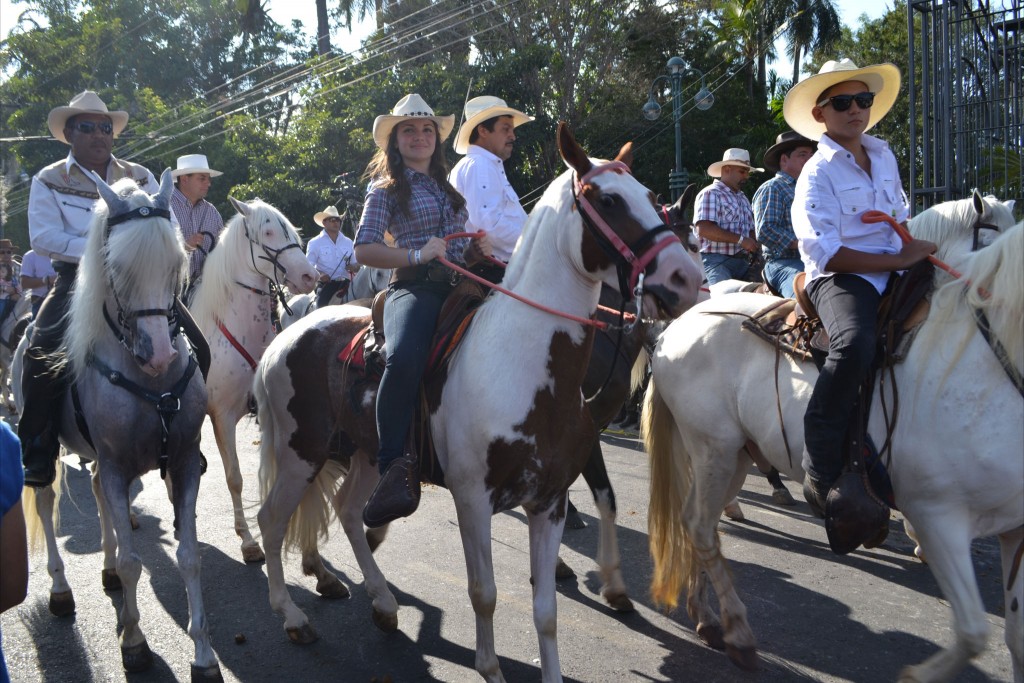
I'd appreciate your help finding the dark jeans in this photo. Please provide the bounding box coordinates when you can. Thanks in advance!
[802,274,880,487]
[375,280,452,473]
[315,279,349,309]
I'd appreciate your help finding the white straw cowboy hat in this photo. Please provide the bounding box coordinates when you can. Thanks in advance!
[453,96,534,155]
[313,205,343,227]
[706,148,763,178]
[171,154,223,178]
[47,90,129,145]
[783,59,901,141]
[372,94,455,150]
[762,131,817,173]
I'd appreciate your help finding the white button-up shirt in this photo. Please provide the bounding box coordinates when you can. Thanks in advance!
[792,133,909,293]
[449,145,528,261]
[306,230,357,281]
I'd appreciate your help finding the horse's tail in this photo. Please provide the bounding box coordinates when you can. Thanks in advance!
[642,376,698,612]
[630,346,649,396]
[22,458,65,554]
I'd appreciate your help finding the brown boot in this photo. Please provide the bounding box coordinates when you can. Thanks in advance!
[362,456,421,528]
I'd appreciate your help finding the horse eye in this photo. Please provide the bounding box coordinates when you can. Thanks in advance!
[599,194,617,209]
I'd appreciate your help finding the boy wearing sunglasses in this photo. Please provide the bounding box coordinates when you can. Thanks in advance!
[783,60,937,535]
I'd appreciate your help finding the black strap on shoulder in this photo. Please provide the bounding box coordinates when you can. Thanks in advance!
[973,307,1024,399]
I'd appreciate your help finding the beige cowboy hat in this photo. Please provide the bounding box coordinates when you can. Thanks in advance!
[47,90,129,145]
[453,96,534,155]
[706,148,763,178]
[0,239,18,251]
[372,94,455,150]
[783,59,901,141]
[313,205,343,227]
[172,153,223,178]
[762,131,817,172]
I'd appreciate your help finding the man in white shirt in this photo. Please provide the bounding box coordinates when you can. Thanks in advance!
[307,205,359,308]
[449,96,533,283]
[19,248,56,318]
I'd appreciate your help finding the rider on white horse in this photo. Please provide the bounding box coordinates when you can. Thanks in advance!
[20,90,209,488]
[307,205,359,309]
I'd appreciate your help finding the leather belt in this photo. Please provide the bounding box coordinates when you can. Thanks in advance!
[391,262,460,285]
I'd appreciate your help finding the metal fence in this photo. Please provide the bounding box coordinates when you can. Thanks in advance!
[908,0,1022,210]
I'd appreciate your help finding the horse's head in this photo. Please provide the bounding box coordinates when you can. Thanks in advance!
[909,190,1017,264]
[71,169,186,377]
[660,184,702,276]
[558,123,701,319]
[227,197,318,295]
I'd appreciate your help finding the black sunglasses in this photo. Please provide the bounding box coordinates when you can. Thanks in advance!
[72,120,114,135]
[0,250,11,255]
[817,91,875,112]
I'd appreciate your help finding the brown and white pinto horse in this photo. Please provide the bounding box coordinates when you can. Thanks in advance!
[253,124,702,682]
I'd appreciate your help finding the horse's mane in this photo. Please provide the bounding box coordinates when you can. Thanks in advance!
[500,168,575,291]
[190,200,302,332]
[62,178,187,382]
[921,220,1023,386]
[909,195,1016,263]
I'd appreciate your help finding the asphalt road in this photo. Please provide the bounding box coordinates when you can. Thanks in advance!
[0,415,1014,682]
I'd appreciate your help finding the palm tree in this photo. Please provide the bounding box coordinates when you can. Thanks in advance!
[708,0,788,104]
[783,0,842,83]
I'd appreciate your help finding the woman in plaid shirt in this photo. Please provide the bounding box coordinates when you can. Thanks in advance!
[355,94,492,528]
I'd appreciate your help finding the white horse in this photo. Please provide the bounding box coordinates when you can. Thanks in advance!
[17,172,221,680]
[188,197,317,563]
[253,124,703,682]
[0,294,32,410]
[278,264,390,328]
[643,196,1021,682]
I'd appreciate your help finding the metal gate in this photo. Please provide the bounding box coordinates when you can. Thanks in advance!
[908,0,1022,209]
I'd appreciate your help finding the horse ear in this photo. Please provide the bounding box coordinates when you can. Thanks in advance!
[972,188,985,216]
[1002,199,1015,215]
[154,169,174,210]
[615,142,634,169]
[229,196,252,218]
[557,122,592,177]
[91,171,132,218]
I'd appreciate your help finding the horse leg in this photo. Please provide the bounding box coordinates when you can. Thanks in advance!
[33,476,75,616]
[453,495,505,683]
[527,501,567,683]
[212,412,264,563]
[91,465,121,591]
[579,438,632,612]
[998,527,1023,683]
[169,456,221,680]
[897,511,990,682]
[333,453,398,632]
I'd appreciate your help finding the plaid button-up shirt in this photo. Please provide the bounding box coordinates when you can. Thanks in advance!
[355,168,469,265]
[752,171,800,261]
[170,188,224,281]
[693,179,755,255]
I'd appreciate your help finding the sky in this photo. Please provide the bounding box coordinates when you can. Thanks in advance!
[0,0,897,80]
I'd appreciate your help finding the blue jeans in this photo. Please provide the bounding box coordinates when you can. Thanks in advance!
[763,257,803,298]
[802,274,880,487]
[375,280,452,473]
[701,252,756,285]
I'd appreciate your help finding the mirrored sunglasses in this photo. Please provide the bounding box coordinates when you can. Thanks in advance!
[817,92,875,112]
[72,120,114,135]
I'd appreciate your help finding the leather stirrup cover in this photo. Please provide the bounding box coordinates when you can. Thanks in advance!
[825,470,890,555]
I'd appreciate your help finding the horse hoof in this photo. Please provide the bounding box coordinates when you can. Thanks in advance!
[286,624,318,644]
[316,579,350,600]
[554,557,576,581]
[696,622,726,650]
[723,501,745,521]
[242,544,265,564]
[191,663,224,682]
[772,487,797,506]
[372,607,399,633]
[726,644,760,671]
[49,591,76,617]
[121,641,154,672]
[565,508,587,530]
[102,568,122,591]
[604,592,635,613]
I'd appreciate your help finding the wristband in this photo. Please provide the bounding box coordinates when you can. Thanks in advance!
[415,249,422,265]
[407,249,414,265]
[736,234,743,245]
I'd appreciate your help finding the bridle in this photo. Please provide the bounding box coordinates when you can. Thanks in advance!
[241,212,304,315]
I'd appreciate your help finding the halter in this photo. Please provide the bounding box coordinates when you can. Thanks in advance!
[573,161,680,300]
[241,214,304,315]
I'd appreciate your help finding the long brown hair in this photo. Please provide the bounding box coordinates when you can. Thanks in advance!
[363,125,466,216]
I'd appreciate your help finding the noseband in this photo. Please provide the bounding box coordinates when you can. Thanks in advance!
[242,214,304,315]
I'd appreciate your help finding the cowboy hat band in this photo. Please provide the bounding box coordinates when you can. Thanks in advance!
[706,148,763,178]
[172,153,223,178]
[454,96,534,155]
[372,94,455,150]
[783,59,901,141]
[47,90,129,145]
[314,205,343,227]
[762,131,817,172]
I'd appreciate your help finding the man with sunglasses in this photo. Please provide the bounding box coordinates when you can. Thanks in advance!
[20,91,161,487]
[784,60,936,536]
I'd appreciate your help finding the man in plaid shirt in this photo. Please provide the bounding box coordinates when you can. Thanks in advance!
[752,131,817,298]
[170,154,224,302]
[693,148,763,285]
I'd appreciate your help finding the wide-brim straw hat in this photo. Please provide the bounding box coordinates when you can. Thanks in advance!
[783,59,901,141]
[707,148,763,178]
[372,94,455,150]
[453,96,533,155]
[762,131,817,172]
[313,205,342,227]
[47,90,129,145]
[172,153,223,178]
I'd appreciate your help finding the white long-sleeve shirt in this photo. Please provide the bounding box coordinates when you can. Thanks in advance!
[306,230,357,281]
[449,145,528,262]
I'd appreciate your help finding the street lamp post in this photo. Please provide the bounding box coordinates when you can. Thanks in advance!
[642,57,714,202]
